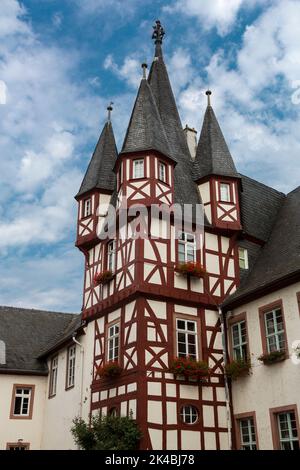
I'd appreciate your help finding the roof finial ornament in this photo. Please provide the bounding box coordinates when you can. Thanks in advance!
[141,62,148,80]
[107,102,113,122]
[206,90,212,107]
[152,20,165,44]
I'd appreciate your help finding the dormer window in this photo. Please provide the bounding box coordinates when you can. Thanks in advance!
[220,182,231,202]
[158,161,167,182]
[133,159,144,179]
[239,248,249,269]
[83,198,92,218]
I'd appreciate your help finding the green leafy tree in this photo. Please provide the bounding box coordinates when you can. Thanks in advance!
[71,413,142,450]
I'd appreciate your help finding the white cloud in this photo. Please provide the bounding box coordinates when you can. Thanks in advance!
[164,0,268,36]
[0,80,7,104]
[0,0,30,38]
[104,54,142,89]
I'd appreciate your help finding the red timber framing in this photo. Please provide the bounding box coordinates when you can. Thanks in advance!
[90,297,229,450]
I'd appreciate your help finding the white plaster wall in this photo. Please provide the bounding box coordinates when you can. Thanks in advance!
[0,374,47,450]
[41,323,94,449]
[230,282,300,449]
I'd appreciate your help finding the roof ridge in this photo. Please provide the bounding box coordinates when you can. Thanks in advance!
[239,173,286,196]
[0,305,78,316]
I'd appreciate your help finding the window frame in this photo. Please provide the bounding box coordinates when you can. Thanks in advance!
[49,355,58,398]
[10,384,35,420]
[238,247,249,270]
[106,320,120,363]
[235,412,259,450]
[218,181,233,203]
[65,344,76,390]
[228,312,249,362]
[6,442,30,450]
[106,240,116,273]
[259,300,288,358]
[82,197,92,219]
[270,405,300,450]
[132,158,145,179]
[158,161,167,183]
[177,231,197,264]
[174,314,201,361]
[180,404,199,425]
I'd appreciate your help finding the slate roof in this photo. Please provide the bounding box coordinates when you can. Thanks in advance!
[223,187,300,308]
[239,174,285,242]
[193,105,240,181]
[147,43,202,208]
[0,307,82,374]
[121,78,175,162]
[76,121,117,198]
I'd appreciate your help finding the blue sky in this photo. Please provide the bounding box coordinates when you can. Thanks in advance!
[0,0,300,313]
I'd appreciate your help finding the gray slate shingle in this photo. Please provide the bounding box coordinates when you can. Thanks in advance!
[0,307,81,374]
[76,121,117,198]
[224,187,300,307]
[193,105,240,181]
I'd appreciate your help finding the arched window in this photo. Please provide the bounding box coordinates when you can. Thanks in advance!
[180,405,198,424]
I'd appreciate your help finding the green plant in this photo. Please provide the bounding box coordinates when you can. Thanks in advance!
[225,359,251,380]
[71,413,142,450]
[169,357,210,380]
[258,350,286,364]
[98,361,122,378]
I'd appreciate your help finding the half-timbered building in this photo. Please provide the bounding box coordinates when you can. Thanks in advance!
[0,20,299,450]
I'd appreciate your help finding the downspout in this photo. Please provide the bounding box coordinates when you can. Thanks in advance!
[218,306,232,450]
[72,335,84,420]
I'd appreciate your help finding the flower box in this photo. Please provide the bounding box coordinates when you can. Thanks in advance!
[169,357,210,382]
[225,359,251,380]
[175,262,206,278]
[258,350,286,365]
[98,362,123,378]
[93,270,114,286]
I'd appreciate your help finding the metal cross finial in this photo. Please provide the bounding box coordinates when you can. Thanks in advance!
[152,20,165,44]
[107,102,113,121]
[206,90,212,106]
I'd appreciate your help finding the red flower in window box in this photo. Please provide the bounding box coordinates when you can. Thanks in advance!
[225,359,251,380]
[175,262,206,278]
[98,362,123,378]
[93,270,114,286]
[169,357,210,381]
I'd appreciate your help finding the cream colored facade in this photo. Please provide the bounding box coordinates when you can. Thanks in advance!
[228,281,300,450]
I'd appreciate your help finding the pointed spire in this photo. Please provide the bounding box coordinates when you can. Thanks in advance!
[148,20,201,208]
[193,93,239,181]
[121,78,174,161]
[76,114,118,198]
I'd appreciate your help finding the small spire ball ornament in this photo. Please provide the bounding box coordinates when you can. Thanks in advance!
[206,90,212,106]
[107,102,113,121]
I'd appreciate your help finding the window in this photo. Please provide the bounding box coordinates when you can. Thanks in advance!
[107,323,120,362]
[239,417,257,450]
[231,321,248,361]
[176,318,198,359]
[49,356,58,397]
[220,182,231,202]
[264,308,285,353]
[158,162,166,182]
[11,387,34,418]
[108,407,118,417]
[7,443,30,451]
[277,412,299,450]
[83,198,92,218]
[66,345,76,389]
[178,232,196,263]
[239,248,249,269]
[180,405,198,424]
[107,240,116,272]
[133,159,144,179]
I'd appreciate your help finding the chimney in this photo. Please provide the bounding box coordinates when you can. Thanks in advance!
[183,125,197,160]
